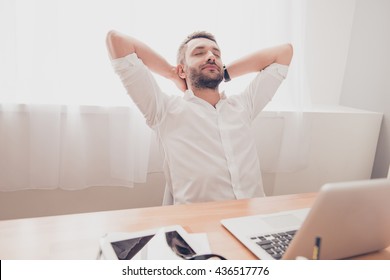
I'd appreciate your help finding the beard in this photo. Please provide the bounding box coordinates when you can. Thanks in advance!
[187,64,223,90]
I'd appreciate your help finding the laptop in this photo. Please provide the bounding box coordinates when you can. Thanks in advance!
[221,179,390,260]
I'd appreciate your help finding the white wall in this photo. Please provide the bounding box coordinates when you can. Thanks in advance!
[339,0,390,178]
[0,173,166,220]
[305,0,356,105]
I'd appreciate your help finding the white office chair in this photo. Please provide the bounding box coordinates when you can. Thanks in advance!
[388,165,390,179]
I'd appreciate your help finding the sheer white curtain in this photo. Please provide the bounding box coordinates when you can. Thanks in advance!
[0,0,310,191]
[0,104,151,191]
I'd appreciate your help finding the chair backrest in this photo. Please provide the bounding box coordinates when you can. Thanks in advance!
[388,164,390,179]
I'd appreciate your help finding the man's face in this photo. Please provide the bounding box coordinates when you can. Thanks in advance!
[183,38,223,90]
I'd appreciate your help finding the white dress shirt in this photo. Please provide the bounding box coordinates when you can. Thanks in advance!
[111,53,288,204]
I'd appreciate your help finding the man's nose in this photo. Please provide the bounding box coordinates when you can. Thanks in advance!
[206,51,216,62]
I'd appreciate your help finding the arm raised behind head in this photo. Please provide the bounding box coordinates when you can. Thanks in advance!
[106,30,187,91]
[225,43,293,80]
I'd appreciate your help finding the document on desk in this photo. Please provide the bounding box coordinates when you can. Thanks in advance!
[99,225,210,260]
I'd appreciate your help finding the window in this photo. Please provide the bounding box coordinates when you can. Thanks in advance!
[0,0,308,107]
[0,0,309,191]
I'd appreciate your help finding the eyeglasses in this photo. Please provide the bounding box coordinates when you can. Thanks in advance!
[165,231,227,260]
[186,254,226,260]
[96,229,228,260]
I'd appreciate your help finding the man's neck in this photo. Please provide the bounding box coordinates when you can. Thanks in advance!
[191,88,221,107]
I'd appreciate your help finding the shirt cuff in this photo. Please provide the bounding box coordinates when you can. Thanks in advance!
[263,63,289,81]
[110,53,142,72]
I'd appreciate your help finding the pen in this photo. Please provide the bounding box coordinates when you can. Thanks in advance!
[312,236,321,260]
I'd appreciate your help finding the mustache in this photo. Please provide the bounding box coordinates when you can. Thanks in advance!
[201,61,221,70]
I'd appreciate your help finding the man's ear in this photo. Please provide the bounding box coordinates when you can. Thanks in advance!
[177,64,186,79]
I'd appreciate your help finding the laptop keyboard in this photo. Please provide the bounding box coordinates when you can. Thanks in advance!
[250,230,297,260]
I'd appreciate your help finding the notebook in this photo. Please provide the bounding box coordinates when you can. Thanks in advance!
[221,179,390,260]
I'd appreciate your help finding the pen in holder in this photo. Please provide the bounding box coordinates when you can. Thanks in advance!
[312,236,321,260]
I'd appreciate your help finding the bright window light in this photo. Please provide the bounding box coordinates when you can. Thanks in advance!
[0,0,306,107]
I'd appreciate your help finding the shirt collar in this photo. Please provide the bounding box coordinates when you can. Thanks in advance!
[183,89,227,102]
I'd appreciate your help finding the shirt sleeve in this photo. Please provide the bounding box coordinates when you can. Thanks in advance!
[239,63,289,121]
[111,53,169,127]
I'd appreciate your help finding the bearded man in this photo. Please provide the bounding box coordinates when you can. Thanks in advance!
[106,30,293,204]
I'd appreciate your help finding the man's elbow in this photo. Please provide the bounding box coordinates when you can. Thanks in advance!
[286,43,293,64]
[106,30,135,59]
[277,43,293,66]
[106,30,119,59]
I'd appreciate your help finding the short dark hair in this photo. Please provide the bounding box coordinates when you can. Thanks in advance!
[177,31,218,64]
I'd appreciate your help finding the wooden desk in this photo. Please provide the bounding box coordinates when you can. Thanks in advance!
[1,193,389,260]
